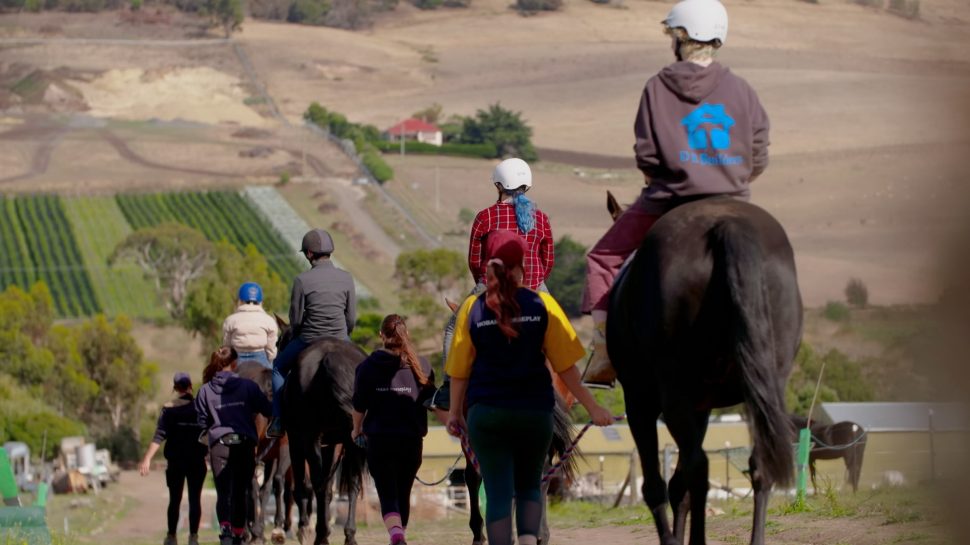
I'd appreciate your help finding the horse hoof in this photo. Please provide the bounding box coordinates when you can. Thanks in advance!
[271,529,286,545]
[296,527,308,544]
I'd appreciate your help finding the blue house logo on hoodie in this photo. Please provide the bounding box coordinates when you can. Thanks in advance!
[679,103,743,166]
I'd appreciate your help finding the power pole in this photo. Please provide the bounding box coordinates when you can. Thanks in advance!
[435,165,440,213]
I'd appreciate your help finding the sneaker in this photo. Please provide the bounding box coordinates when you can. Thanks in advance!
[266,417,284,438]
[582,322,616,389]
[163,534,177,545]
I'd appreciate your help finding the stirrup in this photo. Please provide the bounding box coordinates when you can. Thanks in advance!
[266,418,284,438]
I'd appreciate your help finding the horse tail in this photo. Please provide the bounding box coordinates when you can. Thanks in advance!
[550,393,579,483]
[712,219,794,488]
[337,441,367,498]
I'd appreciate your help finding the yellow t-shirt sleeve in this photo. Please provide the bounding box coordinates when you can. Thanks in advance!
[539,292,587,373]
[444,295,478,379]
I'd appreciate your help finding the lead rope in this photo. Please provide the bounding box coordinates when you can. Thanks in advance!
[541,415,625,484]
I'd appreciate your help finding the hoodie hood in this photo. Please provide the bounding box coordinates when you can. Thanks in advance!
[658,61,727,104]
[209,370,239,395]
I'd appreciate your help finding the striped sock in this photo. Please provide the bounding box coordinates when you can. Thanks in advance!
[383,512,405,544]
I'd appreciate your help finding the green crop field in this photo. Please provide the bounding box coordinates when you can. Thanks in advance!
[116,191,303,281]
[62,196,165,320]
[0,195,100,317]
[0,197,36,290]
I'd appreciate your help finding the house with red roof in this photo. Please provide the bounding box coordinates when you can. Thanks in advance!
[385,118,443,147]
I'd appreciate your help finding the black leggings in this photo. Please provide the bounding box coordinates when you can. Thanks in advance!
[209,440,257,532]
[365,435,423,526]
[165,459,207,535]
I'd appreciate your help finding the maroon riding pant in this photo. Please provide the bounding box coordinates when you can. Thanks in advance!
[582,192,661,313]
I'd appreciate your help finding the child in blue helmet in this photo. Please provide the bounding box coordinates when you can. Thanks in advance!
[222,282,279,368]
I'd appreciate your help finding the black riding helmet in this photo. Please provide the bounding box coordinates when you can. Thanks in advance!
[300,228,334,255]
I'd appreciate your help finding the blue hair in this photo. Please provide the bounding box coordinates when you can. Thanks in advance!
[512,192,536,234]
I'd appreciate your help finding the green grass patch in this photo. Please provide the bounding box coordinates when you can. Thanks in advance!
[61,196,165,320]
[547,500,652,528]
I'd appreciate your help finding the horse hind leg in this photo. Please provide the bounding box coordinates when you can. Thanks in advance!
[466,466,485,545]
[664,407,711,545]
[748,449,773,545]
[626,400,676,545]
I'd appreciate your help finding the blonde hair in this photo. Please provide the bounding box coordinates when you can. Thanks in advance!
[664,26,720,62]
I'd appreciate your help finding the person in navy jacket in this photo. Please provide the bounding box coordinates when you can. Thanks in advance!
[352,315,435,545]
[195,346,271,545]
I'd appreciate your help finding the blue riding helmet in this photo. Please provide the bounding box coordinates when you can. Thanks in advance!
[238,282,263,304]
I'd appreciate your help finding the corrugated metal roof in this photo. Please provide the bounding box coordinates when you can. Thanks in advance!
[820,402,969,432]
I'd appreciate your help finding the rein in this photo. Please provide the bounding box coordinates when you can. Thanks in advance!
[414,453,465,486]
[541,415,625,484]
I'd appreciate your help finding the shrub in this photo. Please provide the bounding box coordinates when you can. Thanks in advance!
[888,0,919,18]
[823,301,850,322]
[371,140,497,159]
[516,0,561,12]
[324,0,371,29]
[24,0,42,12]
[845,278,868,308]
[278,171,291,186]
[545,236,587,317]
[362,149,394,182]
[412,0,442,8]
[130,0,141,10]
[249,0,291,18]
[852,0,883,6]
[60,0,105,11]
[459,103,537,161]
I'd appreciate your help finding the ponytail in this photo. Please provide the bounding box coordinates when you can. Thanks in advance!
[512,191,536,234]
[381,314,428,385]
[203,346,238,384]
[485,259,521,339]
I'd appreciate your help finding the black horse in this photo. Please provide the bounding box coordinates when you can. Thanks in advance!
[276,324,368,545]
[790,415,867,493]
[609,197,802,545]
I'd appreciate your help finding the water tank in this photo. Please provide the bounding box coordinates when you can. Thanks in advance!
[77,444,96,474]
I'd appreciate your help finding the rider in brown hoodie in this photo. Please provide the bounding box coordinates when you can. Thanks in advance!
[583,0,770,387]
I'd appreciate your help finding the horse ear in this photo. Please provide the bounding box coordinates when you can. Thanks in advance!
[607,191,622,223]
[444,297,459,314]
[274,313,289,330]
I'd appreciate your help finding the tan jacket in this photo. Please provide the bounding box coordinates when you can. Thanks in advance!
[222,304,279,361]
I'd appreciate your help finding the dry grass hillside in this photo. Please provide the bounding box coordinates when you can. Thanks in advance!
[239,0,970,306]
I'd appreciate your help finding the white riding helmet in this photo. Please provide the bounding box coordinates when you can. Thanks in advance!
[492,158,532,191]
[663,0,728,45]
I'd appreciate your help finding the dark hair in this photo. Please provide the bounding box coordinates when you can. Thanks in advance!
[381,314,428,385]
[306,251,331,261]
[485,260,521,339]
[203,346,238,383]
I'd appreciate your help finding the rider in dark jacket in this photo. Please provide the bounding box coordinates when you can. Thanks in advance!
[267,228,357,437]
[196,347,272,545]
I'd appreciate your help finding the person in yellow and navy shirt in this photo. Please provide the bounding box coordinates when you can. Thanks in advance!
[445,229,613,545]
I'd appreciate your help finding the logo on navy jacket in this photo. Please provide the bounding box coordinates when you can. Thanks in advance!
[679,103,743,166]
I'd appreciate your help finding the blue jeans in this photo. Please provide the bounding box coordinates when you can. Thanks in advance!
[271,338,309,419]
[237,351,271,368]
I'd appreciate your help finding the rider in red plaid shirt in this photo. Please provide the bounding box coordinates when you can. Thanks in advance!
[468,198,553,291]
[428,158,555,414]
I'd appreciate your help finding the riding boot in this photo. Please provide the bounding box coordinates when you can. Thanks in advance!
[266,417,283,438]
[583,318,616,389]
[188,534,200,545]
[163,534,177,545]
